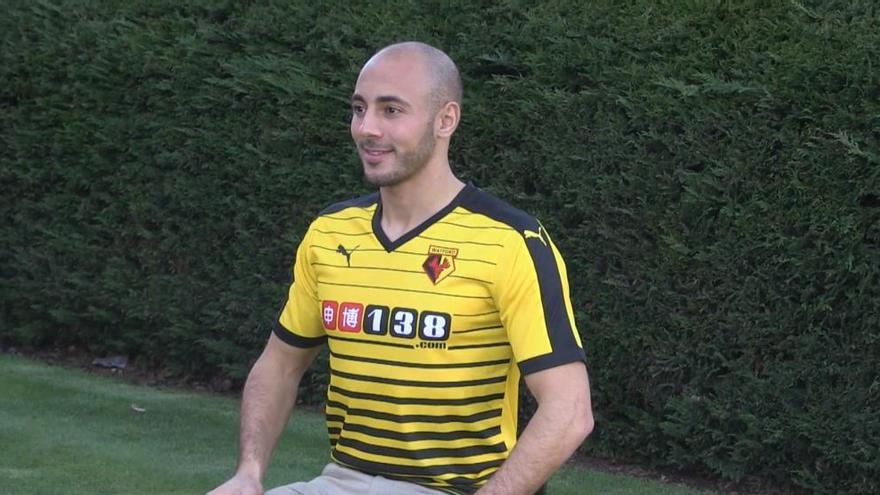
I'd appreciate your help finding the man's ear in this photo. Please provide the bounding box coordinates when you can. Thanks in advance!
[435,101,461,139]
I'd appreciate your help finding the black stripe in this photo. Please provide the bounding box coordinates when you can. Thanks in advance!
[312,262,424,276]
[327,405,502,424]
[519,351,586,376]
[314,229,374,237]
[311,263,493,285]
[333,449,504,477]
[449,274,494,284]
[273,323,327,348]
[448,342,510,350]
[329,385,505,406]
[312,246,386,253]
[324,215,373,221]
[330,351,510,369]
[452,325,503,335]
[318,192,378,216]
[520,226,586,374]
[337,437,507,460]
[393,249,497,266]
[453,310,500,317]
[325,399,348,410]
[434,221,514,231]
[457,186,536,232]
[339,422,502,442]
[332,369,507,388]
[389,249,439,257]
[319,281,492,300]
[418,234,504,248]
[455,257,498,266]
[311,262,347,269]
[346,248,496,267]
[327,334,414,349]
[312,263,490,284]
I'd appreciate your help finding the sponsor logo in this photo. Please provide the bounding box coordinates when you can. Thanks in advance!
[338,302,364,332]
[322,300,339,330]
[423,245,458,284]
[322,300,451,344]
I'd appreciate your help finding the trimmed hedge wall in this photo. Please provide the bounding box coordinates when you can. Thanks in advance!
[2,1,878,492]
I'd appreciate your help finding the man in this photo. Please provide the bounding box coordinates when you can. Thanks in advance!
[208,41,593,495]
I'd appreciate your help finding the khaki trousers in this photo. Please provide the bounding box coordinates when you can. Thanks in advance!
[265,462,447,495]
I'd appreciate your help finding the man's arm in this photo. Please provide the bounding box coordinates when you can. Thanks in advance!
[207,333,322,495]
[476,361,594,495]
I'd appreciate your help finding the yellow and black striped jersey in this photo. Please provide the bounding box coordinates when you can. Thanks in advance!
[275,183,585,494]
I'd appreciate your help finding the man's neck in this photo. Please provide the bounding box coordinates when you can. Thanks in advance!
[379,165,465,243]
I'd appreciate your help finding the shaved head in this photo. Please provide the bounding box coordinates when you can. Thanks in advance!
[364,41,463,114]
[351,41,463,187]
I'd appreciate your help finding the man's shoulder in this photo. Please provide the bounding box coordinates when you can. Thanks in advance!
[316,192,379,218]
[460,186,541,233]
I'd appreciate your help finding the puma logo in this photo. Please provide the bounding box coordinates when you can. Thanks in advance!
[523,227,548,246]
[336,244,359,267]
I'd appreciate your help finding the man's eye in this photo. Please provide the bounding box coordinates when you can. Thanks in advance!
[351,104,365,114]
[385,107,400,115]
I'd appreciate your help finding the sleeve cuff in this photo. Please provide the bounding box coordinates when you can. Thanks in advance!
[518,346,586,376]
[273,322,327,348]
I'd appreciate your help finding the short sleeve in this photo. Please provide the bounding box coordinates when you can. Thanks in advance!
[274,225,327,348]
[493,225,585,376]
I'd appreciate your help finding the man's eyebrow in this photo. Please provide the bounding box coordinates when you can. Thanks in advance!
[350,93,411,107]
[376,95,411,107]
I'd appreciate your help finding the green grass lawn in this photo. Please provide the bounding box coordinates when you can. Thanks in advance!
[0,354,711,495]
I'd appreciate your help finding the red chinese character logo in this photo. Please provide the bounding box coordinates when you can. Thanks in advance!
[322,301,339,330]
[338,302,364,332]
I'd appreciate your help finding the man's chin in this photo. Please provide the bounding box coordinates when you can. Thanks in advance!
[364,168,408,188]
[364,175,399,188]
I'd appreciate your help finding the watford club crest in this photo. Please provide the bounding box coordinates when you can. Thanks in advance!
[422,245,458,285]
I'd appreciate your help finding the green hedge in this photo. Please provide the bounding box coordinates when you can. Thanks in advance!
[2,1,878,492]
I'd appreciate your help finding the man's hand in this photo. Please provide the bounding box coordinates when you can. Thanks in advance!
[206,473,262,495]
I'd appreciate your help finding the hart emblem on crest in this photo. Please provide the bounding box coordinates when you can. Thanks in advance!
[422,245,458,285]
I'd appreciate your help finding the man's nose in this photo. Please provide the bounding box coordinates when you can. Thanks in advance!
[353,110,381,138]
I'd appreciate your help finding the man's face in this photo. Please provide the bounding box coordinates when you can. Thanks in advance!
[350,53,437,187]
